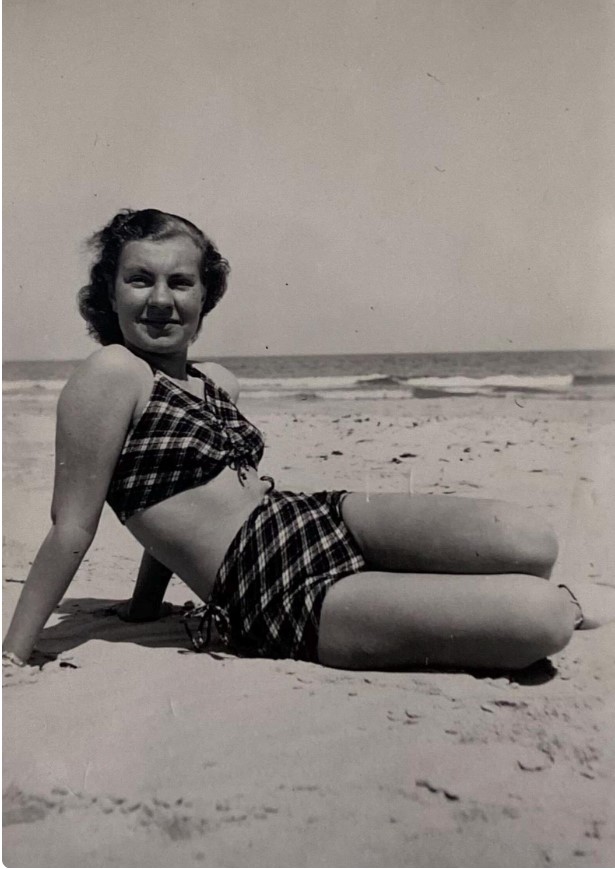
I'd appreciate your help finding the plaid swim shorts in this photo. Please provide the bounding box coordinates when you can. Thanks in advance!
[183,490,366,662]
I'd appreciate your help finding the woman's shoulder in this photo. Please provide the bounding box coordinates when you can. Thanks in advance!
[192,361,240,402]
[53,347,149,501]
[59,345,148,413]
[70,343,151,378]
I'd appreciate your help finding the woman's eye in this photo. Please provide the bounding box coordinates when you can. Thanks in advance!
[128,276,149,286]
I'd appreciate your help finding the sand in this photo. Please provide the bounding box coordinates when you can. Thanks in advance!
[3,387,615,867]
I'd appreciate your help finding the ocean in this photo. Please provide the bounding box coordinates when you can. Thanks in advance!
[3,349,615,401]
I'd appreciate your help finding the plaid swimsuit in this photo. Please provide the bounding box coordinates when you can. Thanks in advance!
[107,365,365,661]
[107,365,266,522]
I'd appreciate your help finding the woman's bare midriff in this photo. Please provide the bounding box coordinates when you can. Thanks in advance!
[125,466,272,600]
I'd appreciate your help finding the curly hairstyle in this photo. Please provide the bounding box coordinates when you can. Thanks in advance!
[78,209,230,345]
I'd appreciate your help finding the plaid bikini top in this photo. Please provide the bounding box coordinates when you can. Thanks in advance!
[107,365,265,524]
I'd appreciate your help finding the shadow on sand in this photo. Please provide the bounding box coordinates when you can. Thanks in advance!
[31,596,228,665]
[30,596,559,685]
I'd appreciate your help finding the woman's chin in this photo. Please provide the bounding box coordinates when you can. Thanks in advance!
[125,331,190,356]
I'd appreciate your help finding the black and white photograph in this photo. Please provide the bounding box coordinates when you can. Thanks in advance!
[3,1,615,866]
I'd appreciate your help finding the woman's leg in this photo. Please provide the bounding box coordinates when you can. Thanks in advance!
[318,571,576,670]
[342,494,558,578]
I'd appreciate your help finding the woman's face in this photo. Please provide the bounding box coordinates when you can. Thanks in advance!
[112,236,206,358]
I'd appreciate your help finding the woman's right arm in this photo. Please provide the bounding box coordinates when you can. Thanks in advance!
[2,347,140,664]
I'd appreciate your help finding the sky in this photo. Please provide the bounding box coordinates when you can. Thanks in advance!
[3,0,615,360]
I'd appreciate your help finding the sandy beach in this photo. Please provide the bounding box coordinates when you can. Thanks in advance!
[3,386,615,867]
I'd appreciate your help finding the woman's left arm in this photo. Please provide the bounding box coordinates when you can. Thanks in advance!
[116,551,173,622]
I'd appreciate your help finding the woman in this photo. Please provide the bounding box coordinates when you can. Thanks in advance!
[2,209,608,671]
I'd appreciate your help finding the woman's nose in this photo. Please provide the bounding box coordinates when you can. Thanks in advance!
[147,280,173,311]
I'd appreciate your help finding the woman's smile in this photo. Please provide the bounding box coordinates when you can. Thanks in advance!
[140,317,181,327]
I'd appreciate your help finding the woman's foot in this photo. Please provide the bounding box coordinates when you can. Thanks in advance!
[559,582,615,630]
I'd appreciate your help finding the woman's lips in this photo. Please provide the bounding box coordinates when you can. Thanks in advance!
[140,319,180,326]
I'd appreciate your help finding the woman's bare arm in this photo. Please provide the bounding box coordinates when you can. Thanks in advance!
[2,347,140,663]
[117,551,173,621]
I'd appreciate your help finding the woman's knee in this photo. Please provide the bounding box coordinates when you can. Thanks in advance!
[509,581,574,666]
[495,505,559,578]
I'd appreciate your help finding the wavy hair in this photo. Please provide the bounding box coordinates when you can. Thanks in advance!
[78,209,230,345]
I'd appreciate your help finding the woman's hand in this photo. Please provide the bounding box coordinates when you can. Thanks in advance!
[115,600,175,622]
[2,650,27,668]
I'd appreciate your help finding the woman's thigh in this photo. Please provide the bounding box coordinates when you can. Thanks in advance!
[341,493,558,577]
[317,570,574,671]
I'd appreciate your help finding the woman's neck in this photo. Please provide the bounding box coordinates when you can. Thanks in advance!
[125,345,190,380]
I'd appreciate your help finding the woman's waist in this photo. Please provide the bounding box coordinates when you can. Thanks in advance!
[127,468,275,585]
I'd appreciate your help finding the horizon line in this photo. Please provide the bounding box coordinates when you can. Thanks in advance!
[3,346,615,365]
